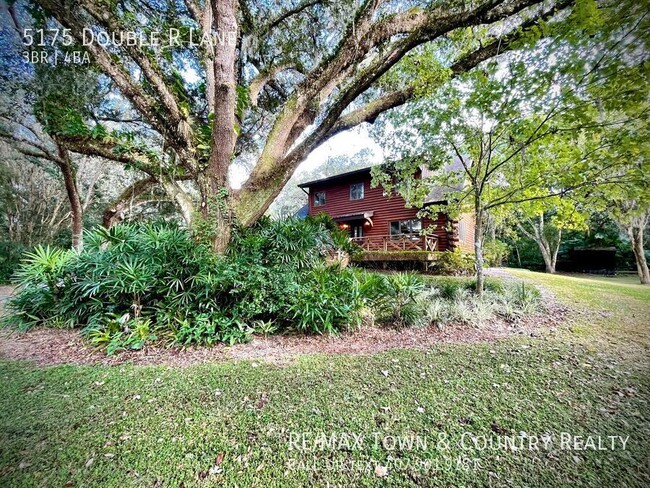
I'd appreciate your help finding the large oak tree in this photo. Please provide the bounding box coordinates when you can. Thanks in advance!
[14,0,576,251]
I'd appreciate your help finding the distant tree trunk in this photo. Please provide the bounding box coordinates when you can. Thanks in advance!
[160,177,195,228]
[518,214,562,274]
[102,178,157,228]
[55,144,83,250]
[102,177,195,229]
[474,208,485,298]
[539,228,561,274]
[514,243,522,268]
[629,225,650,285]
[613,203,649,285]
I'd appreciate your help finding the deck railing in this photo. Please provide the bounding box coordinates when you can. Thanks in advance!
[351,234,438,252]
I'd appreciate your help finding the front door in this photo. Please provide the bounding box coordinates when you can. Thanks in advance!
[351,223,364,239]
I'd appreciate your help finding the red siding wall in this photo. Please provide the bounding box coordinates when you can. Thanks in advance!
[307,173,454,251]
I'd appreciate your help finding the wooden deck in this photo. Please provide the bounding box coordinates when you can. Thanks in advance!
[352,234,438,252]
[351,235,438,262]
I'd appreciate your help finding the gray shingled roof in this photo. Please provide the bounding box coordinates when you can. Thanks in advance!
[297,156,469,204]
[422,155,469,204]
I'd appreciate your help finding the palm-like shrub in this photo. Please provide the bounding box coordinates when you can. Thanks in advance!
[8,246,75,328]
[6,218,368,352]
[289,266,364,334]
[368,272,427,327]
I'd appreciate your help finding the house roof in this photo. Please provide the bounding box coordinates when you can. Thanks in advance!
[294,204,309,219]
[297,167,372,188]
[422,155,468,204]
[297,156,469,203]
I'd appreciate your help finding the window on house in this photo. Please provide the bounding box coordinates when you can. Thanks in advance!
[350,182,364,200]
[458,219,467,241]
[390,219,422,236]
[314,191,326,207]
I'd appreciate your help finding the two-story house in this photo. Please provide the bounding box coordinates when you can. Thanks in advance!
[298,164,475,264]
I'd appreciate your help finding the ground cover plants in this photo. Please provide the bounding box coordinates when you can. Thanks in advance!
[367,273,542,329]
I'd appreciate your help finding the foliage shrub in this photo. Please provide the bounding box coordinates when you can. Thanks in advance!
[425,276,505,298]
[372,273,427,327]
[289,266,365,333]
[6,217,367,352]
[483,239,510,267]
[430,250,475,276]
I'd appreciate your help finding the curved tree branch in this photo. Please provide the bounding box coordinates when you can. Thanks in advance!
[235,0,573,225]
[35,0,196,168]
[102,177,158,228]
[257,0,323,37]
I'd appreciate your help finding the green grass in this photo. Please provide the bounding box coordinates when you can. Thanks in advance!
[562,273,645,286]
[507,269,650,354]
[507,270,650,303]
[1,271,649,487]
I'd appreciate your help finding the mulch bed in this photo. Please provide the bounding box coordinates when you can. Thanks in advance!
[0,314,567,368]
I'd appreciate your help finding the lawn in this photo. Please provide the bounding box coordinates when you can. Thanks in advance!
[1,271,649,487]
[506,269,650,355]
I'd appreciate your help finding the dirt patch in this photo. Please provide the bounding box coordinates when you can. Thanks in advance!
[0,313,566,368]
[0,272,570,368]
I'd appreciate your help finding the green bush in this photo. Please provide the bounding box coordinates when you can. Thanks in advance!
[5,218,368,352]
[483,239,510,267]
[430,250,475,276]
[368,272,427,327]
[424,276,505,298]
[289,266,365,334]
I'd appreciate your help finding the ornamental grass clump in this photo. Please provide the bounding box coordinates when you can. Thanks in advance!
[415,277,543,329]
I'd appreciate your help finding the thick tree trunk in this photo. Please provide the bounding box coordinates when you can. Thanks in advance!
[630,226,650,285]
[56,145,84,250]
[197,0,239,253]
[474,210,485,298]
[197,176,232,253]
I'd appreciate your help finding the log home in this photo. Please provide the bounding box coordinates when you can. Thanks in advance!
[298,163,475,264]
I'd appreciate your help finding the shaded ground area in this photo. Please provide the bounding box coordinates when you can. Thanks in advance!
[0,316,557,367]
